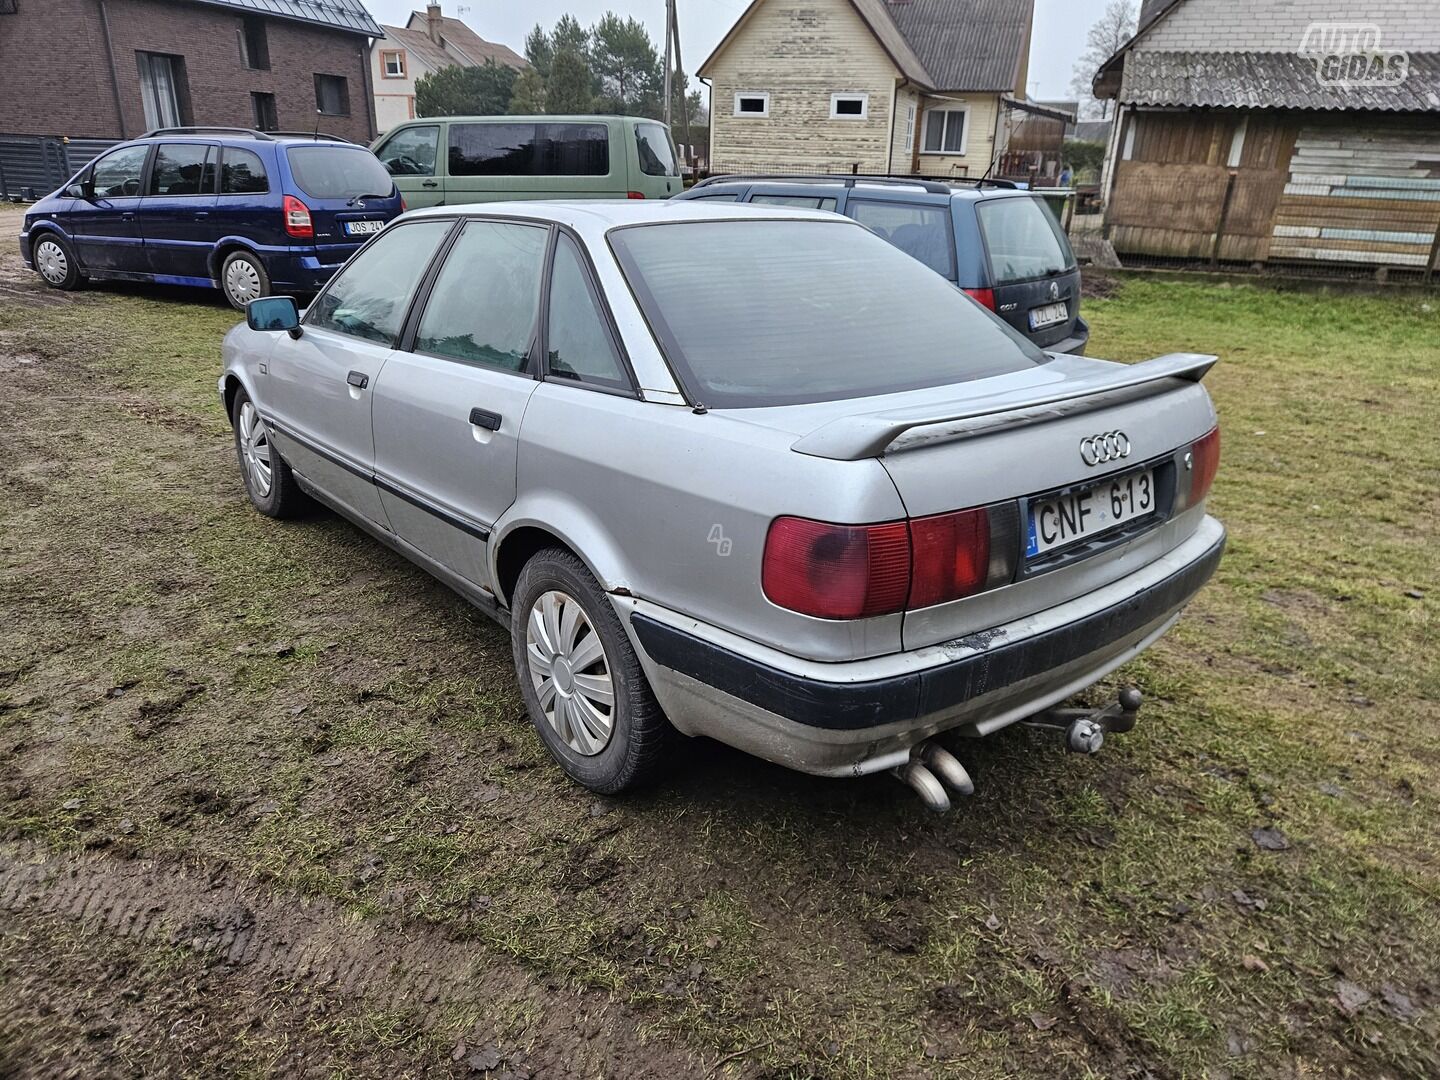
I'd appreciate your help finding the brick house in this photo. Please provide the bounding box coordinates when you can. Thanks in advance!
[371,3,526,134]
[1093,0,1440,270]
[698,0,1045,178]
[0,0,383,145]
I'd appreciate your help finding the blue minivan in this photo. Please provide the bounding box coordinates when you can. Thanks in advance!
[19,127,404,309]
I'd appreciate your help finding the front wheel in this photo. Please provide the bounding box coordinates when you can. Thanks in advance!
[511,548,676,794]
[32,233,84,291]
[230,388,309,518]
[220,250,270,311]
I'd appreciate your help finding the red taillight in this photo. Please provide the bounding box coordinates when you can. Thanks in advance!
[963,287,996,311]
[283,195,313,239]
[400,195,407,212]
[626,191,646,199]
[909,508,991,609]
[1188,426,1221,506]
[762,517,910,620]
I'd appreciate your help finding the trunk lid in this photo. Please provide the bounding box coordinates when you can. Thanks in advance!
[975,194,1083,349]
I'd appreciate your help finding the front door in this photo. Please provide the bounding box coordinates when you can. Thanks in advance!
[371,218,551,587]
[373,123,444,207]
[264,216,456,524]
[140,141,218,282]
[73,143,151,274]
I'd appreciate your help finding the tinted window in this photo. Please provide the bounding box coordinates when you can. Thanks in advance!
[691,193,739,201]
[91,144,149,198]
[848,200,954,278]
[308,220,452,343]
[414,220,547,370]
[609,220,1044,408]
[147,143,214,196]
[546,233,628,388]
[975,197,1074,284]
[376,125,438,176]
[287,147,394,200]
[751,194,838,211]
[315,74,349,116]
[635,123,677,177]
[448,122,609,177]
[220,148,268,194]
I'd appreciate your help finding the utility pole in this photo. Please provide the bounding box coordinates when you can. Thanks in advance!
[671,1,693,165]
[663,0,675,127]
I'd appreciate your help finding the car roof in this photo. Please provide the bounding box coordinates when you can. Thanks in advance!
[386,115,664,125]
[688,177,1035,203]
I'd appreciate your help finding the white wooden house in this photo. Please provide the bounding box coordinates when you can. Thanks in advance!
[698,0,1039,178]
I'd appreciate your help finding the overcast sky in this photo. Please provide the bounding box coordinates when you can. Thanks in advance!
[364,0,1110,104]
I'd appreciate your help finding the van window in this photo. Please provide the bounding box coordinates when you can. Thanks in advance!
[975,197,1074,284]
[220,148,268,195]
[287,146,395,200]
[847,200,954,279]
[448,122,609,177]
[376,125,438,176]
[147,143,215,195]
[635,123,677,177]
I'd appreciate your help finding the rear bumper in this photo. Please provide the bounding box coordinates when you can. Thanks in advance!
[622,515,1224,775]
[265,248,356,291]
[1047,316,1089,356]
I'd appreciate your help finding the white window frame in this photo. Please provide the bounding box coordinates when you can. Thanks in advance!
[381,49,406,79]
[829,92,869,120]
[733,91,770,118]
[903,102,916,152]
[920,105,970,156]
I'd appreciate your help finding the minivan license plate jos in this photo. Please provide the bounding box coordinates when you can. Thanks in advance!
[345,220,384,236]
[1026,468,1156,559]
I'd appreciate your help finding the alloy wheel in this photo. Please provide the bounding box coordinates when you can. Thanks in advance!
[237,401,273,497]
[525,590,615,756]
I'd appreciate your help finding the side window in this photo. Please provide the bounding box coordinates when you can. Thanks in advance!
[147,143,215,196]
[535,123,609,176]
[414,220,548,371]
[634,122,676,177]
[691,193,739,201]
[449,123,535,177]
[220,147,268,194]
[847,200,955,279]
[90,144,150,198]
[307,220,453,343]
[751,194,838,211]
[376,125,439,177]
[546,233,629,389]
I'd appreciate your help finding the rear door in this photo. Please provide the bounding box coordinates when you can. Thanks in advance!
[372,123,444,207]
[844,198,956,281]
[140,141,218,282]
[371,217,551,587]
[73,143,151,274]
[973,195,1082,350]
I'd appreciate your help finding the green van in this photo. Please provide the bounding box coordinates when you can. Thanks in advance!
[371,115,681,206]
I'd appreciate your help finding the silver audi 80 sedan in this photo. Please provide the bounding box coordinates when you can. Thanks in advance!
[221,201,1224,811]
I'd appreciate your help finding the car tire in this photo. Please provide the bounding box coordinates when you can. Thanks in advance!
[230,387,309,519]
[220,250,270,311]
[32,232,85,291]
[512,548,676,794]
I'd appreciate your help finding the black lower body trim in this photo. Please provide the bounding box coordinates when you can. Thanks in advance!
[630,532,1224,732]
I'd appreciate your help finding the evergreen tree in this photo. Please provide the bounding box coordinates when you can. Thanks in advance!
[546,46,595,113]
[509,67,548,114]
[414,59,517,117]
[591,13,661,115]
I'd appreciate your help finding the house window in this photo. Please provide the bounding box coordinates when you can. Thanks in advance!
[733,92,769,118]
[241,16,269,70]
[830,93,868,120]
[251,92,278,132]
[315,74,350,116]
[137,52,188,130]
[903,102,916,152]
[922,107,969,155]
[381,50,406,78]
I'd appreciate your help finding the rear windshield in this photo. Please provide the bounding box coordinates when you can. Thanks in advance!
[609,219,1045,409]
[286,146,395,200]
[975,196,1074,284]
[635,123,678,177]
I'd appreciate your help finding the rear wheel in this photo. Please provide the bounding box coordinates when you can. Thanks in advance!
[512,548,675,794]
[220,250,270,311]
[32,233,84,291]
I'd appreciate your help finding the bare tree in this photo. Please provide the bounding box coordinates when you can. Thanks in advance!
[1069,0,1137,120]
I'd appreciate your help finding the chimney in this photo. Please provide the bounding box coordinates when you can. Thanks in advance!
[426,2,442,44]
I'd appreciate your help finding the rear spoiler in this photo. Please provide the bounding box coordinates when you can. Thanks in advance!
[791,353,1218,461]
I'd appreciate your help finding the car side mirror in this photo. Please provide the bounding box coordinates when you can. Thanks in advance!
[246,295,302,338]
[66,180,93,200]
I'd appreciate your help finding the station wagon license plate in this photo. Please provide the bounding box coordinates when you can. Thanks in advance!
[1028,301,1069,330]
[1026,468,1156,559]
[345,220,384,237]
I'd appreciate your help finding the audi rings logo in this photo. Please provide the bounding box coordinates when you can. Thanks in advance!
[1080,431,1131,466]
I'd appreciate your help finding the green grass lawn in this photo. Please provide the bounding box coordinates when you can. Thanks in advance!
[1,249,1438,1077]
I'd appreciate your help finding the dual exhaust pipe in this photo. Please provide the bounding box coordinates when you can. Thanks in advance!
[891,743,974,814]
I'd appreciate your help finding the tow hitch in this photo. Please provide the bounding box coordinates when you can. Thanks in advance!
[1021,686,1143,754]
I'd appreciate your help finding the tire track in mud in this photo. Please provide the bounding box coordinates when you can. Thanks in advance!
[0,844,698,1075]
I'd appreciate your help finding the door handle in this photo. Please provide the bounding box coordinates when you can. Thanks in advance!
[468,407,501,431]
[121,212,135,221]
[347,370,369,389]
[195,211,209,219]
[421,179,439,188]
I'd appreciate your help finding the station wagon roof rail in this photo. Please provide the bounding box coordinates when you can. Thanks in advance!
[267,131,352,143]
[691,173,1018,192]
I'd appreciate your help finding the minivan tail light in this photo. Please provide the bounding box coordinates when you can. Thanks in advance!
[763,518,910,620]
[626,191,646,199]
[283,195,313,239]
[1186,426,1221,507]
[963,287,996,311]
[909,508,992,609]
[400,195,407,212]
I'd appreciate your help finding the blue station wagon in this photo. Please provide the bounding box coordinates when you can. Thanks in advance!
[19,126,404,309]
[676,175,1090,355]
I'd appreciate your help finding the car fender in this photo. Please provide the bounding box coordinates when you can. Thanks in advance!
[219,324,277,420]
[209,236,268,278]
[488,493,639,605]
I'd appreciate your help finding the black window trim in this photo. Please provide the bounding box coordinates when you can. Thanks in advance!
[845,195,959,281]
[217,144,270,196]
[143,141,220,197]
[536,224,640,399]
